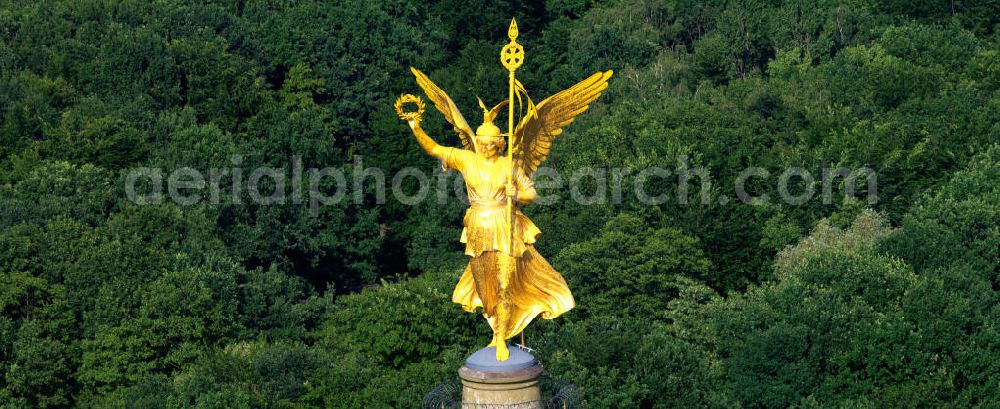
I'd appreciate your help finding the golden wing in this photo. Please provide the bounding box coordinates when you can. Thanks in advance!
[410,67,476,150]
[514,70,613,176]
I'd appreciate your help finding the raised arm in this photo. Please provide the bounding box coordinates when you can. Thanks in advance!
[408,119,449,159]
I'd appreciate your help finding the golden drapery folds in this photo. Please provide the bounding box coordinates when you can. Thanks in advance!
[400,18,612,360]
[452,245,575,338]
[441,148,574,338]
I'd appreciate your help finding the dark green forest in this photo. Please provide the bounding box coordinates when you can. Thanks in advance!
[1,0,999,407]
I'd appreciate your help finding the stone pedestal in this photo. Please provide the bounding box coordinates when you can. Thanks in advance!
[458,346,543,408]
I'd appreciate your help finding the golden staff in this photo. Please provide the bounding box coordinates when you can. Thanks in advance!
[500,18,524,347]
[501,19,523,199]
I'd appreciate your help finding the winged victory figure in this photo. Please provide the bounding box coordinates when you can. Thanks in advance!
[403,66,613,361]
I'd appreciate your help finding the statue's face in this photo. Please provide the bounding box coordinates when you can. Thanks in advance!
[476,135,503,158]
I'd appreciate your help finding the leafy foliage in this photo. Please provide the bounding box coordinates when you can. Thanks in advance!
[0,0,997,407]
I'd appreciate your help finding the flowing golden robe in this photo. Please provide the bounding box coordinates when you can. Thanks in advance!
[441,147,575,339]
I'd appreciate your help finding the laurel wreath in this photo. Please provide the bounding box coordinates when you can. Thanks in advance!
[394,94,425,122]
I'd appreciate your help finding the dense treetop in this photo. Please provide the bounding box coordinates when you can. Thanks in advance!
[0,0,997,407]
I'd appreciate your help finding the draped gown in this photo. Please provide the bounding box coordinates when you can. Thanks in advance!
[441,147,575,340]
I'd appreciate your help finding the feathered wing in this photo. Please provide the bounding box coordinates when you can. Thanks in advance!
[410,67,476,150]
[513,70,613,176]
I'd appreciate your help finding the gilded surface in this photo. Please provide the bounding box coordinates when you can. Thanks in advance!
[398,18,612,361]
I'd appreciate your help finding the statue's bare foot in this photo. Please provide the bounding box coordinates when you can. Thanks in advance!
[495,341,510,361]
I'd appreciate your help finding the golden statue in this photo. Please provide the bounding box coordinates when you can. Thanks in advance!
[396,18,612,361]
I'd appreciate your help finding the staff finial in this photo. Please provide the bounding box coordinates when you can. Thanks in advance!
[501,19,524,73]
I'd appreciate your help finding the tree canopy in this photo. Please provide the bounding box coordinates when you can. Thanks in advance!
[0,0,998,407]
